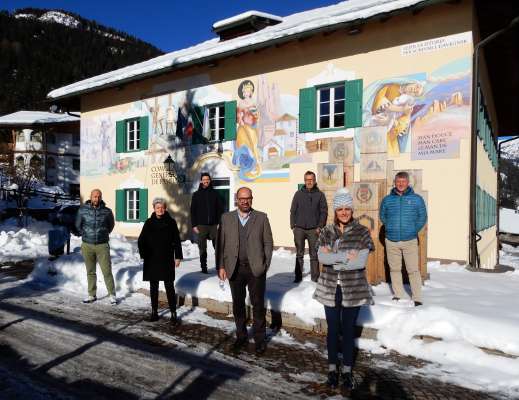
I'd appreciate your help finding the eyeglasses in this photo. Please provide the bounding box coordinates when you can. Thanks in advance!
[237,197,252,202]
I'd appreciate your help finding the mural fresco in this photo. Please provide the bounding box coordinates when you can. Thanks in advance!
[362,57,471,159]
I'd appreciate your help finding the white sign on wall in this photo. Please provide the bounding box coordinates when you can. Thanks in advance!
[401,31,472,56]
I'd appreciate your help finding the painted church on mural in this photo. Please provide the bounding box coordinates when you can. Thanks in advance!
[48,0,499,281]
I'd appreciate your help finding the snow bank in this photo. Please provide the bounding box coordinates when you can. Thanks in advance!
[500,207,519,234]
[0,218,53,261]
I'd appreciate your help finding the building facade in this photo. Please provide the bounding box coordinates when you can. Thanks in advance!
[0,111,81,195]
[48,0,503,277]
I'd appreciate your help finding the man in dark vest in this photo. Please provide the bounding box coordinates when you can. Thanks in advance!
[190,173,223,273]
[217,187,273,355]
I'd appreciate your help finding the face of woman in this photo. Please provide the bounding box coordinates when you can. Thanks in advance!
[335,207,353,225]
[154,203,166,217]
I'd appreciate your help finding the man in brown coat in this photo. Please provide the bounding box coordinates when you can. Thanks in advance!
[217,187,273,355]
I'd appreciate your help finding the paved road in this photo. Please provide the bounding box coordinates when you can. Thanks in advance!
[0,264,505,400]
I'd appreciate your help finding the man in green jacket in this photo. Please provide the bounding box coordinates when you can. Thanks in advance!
[75,189,116,305]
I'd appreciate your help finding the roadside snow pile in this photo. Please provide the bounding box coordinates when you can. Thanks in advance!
[500,208,519,234]
[0,218,53,261]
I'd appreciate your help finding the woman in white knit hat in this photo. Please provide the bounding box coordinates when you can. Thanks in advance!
[313,187,374,391]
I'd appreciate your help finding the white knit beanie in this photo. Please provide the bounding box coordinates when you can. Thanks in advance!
[333,187,354,210]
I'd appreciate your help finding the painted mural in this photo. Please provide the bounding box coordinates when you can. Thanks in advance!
[361,57,471,159]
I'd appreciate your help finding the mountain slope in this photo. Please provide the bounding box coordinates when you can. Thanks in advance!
[0,8,163,115]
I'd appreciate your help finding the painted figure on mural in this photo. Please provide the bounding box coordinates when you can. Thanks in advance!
[99,119,113,168]
[368,81,424,156]
[233,80,262,180]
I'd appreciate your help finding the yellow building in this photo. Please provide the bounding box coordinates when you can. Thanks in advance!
[48,0,517,278]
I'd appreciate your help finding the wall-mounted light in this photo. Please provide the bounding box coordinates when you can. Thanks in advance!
[163,154,177,178]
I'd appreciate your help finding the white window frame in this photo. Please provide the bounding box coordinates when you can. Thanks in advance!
[317,85,346,130]
[126,119,140,151]
[207,104,225,141]
[126,189,140,221]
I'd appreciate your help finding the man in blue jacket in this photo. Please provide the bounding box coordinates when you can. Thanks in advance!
[75,189,116,305]
[380,172,427,306]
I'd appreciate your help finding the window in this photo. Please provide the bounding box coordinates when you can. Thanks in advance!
[16,156,24,167]
[115,188,148,223]
[30,155,42,169]
[298,79,363,133]
[207,104,225,141]
[72,159,80,171]
[317,85,345,130]
[72,134,80,147]
[126,189,140,221]
[30,131,42,142]
[47,157,56,169]
[116,117,149,153]
[48,133,56,145]
[127,119,140,151]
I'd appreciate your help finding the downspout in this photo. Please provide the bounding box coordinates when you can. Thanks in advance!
[469,15,519,269]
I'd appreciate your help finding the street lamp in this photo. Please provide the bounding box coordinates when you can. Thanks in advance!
[163,155,177,178]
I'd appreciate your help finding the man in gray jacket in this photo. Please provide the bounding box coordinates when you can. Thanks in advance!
[217,187,273,355]
[75,189,116,305]
[290,171,328,283]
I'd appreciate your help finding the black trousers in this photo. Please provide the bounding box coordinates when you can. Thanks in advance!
[197,225,217,268]
[150,281,176,314]
[229,262,266,343]
[293,227,320,282]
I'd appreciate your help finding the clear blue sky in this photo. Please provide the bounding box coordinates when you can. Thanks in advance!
[3,0,340,52]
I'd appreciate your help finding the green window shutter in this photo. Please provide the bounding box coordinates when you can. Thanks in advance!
[115,189,126,221]
[139,188,148,222]
[299,87,316,133]
[298,183,305,191]
[224,100,237,141]
[345,79,363,128]
[476,186,482,232]
[192,106,205,145]
[116,120,126,153]
[139,116,149,150]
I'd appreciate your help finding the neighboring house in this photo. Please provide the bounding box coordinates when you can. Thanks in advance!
[0,111,80,196]
[46,0,518,278]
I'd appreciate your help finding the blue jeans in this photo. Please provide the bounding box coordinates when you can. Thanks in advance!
[324,286,360,367]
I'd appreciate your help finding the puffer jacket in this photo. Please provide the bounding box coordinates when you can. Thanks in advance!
[290,185,328,229]
[379,187,427,242]
[75,200,115,244]
[313,220,374,308]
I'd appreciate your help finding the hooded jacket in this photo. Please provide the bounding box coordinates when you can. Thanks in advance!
[75,200,115,244]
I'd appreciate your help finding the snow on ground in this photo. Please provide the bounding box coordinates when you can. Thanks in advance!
[0,218,54,261]
[500,207,519,234]
[1,219,519,397]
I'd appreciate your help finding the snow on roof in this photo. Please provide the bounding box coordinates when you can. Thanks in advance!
[0,111,80,126]
[47,0,432,100]
[212,10,283,30]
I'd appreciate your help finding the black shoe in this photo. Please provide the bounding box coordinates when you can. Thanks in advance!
[326,371,339,389]
[414,301,423,307]
[231,337,248,353]
[293,276,302,283]
[170,312,180,326]
[148,312,159,322]
[392,296,400,301]
[255,341,266,356]
[201,266,208,274]
[341,371,355,390]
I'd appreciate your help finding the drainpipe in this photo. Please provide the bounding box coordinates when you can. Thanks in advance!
[469,15,519,269]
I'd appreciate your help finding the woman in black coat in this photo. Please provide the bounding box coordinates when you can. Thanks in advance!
[138,198,183,324]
